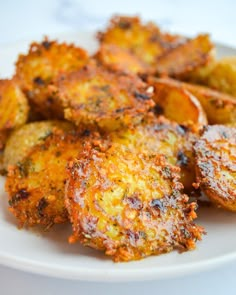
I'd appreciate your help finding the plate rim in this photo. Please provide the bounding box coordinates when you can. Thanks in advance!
[1,247,236,282]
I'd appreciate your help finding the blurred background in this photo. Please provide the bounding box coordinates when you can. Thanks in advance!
[0,0,235,47]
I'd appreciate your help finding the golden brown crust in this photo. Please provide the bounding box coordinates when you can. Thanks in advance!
[55,63,155,131]
[95,44,151,74]
[15,38,89,119]
[108,114,198,192]
[3,120,74,169]
[66,142,202,262]
[0,131,9,151]
[156,35,214,78]
[194,125,236,211]
[189,56,236,97]
[0,79,29,149]
[148,78,207,128]
[98,15,185,71]
[148,77,236,125]
[5,129,97,228]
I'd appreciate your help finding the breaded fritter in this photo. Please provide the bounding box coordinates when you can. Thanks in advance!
[0,79,29,149]
[95,44,151,74]
[55,63,154,131]
[156,34,214,79]
[98,15,185,71]
[3,120,74,170]
[108,114,198,192]
[66,142,202,262]
[15,38,89,119]
[5,129,96,228]
[194,125,236,211]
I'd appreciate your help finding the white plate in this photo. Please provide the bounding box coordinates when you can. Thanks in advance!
[0,32,236,282]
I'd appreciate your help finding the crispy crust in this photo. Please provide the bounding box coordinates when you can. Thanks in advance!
[66,142,202,262]
[56,63,154,131]
[149,77,236,125]
[95,44,151,74]
[108,114,198,192]
[204,57,236,97]
[3,120,74,169]
[0,79,29,149]
[156,35,214,78]
[148,78,207,128]
[194,125,236,211]
[98,15,185,71]
[15,38,89,119]
[5,129,98,228]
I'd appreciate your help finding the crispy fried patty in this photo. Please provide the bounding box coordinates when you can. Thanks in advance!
[66,142,202,262]
[15,38,89,118]
[194,125,236,211]
[5,129,98,227]
[156,34,214,78]
[98,16,185,69]
[108,115,198,192]
[56,63,154,131]
[95,44,151,74]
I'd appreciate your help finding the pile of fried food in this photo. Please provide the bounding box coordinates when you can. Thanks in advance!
[0,15,235,262]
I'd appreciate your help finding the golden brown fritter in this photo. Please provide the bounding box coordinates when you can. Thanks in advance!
[108,114,198,192]
[5,129,96,228]
[194,125,236,211]
[55,63,155,131]
[156,34,214,79]
[98,15,185,71]
[15,38,89,119]
[95,44,151,74]
[148,77,236,125]
[0,79,29,149]
[66,142,202,262]
[3,120,74,170]
[148,78,207,129]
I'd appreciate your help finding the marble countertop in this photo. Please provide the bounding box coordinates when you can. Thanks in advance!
[0,1,236,294]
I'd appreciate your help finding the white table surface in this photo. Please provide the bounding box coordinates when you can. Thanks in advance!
[0,0,236,294]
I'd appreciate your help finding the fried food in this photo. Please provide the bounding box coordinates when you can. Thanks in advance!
[194,125,236,211]
[98,15,185,71]
[148,78,207,128]
[66,141,202,262]
[0,132,9,151]
[183,59,215,84]
[0,79,29,149]
[149,77,236,125]
[108,114,198,192]
[186,57,236,97]
[156,34,214,78]
[201,57,236,97]
[227,122,236,127]
[3,120,74,169]
[56,63,154,131]
[178,81,236,125]
[5,129,94,227]
[15,38,89,119]
[95,44,151,74]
